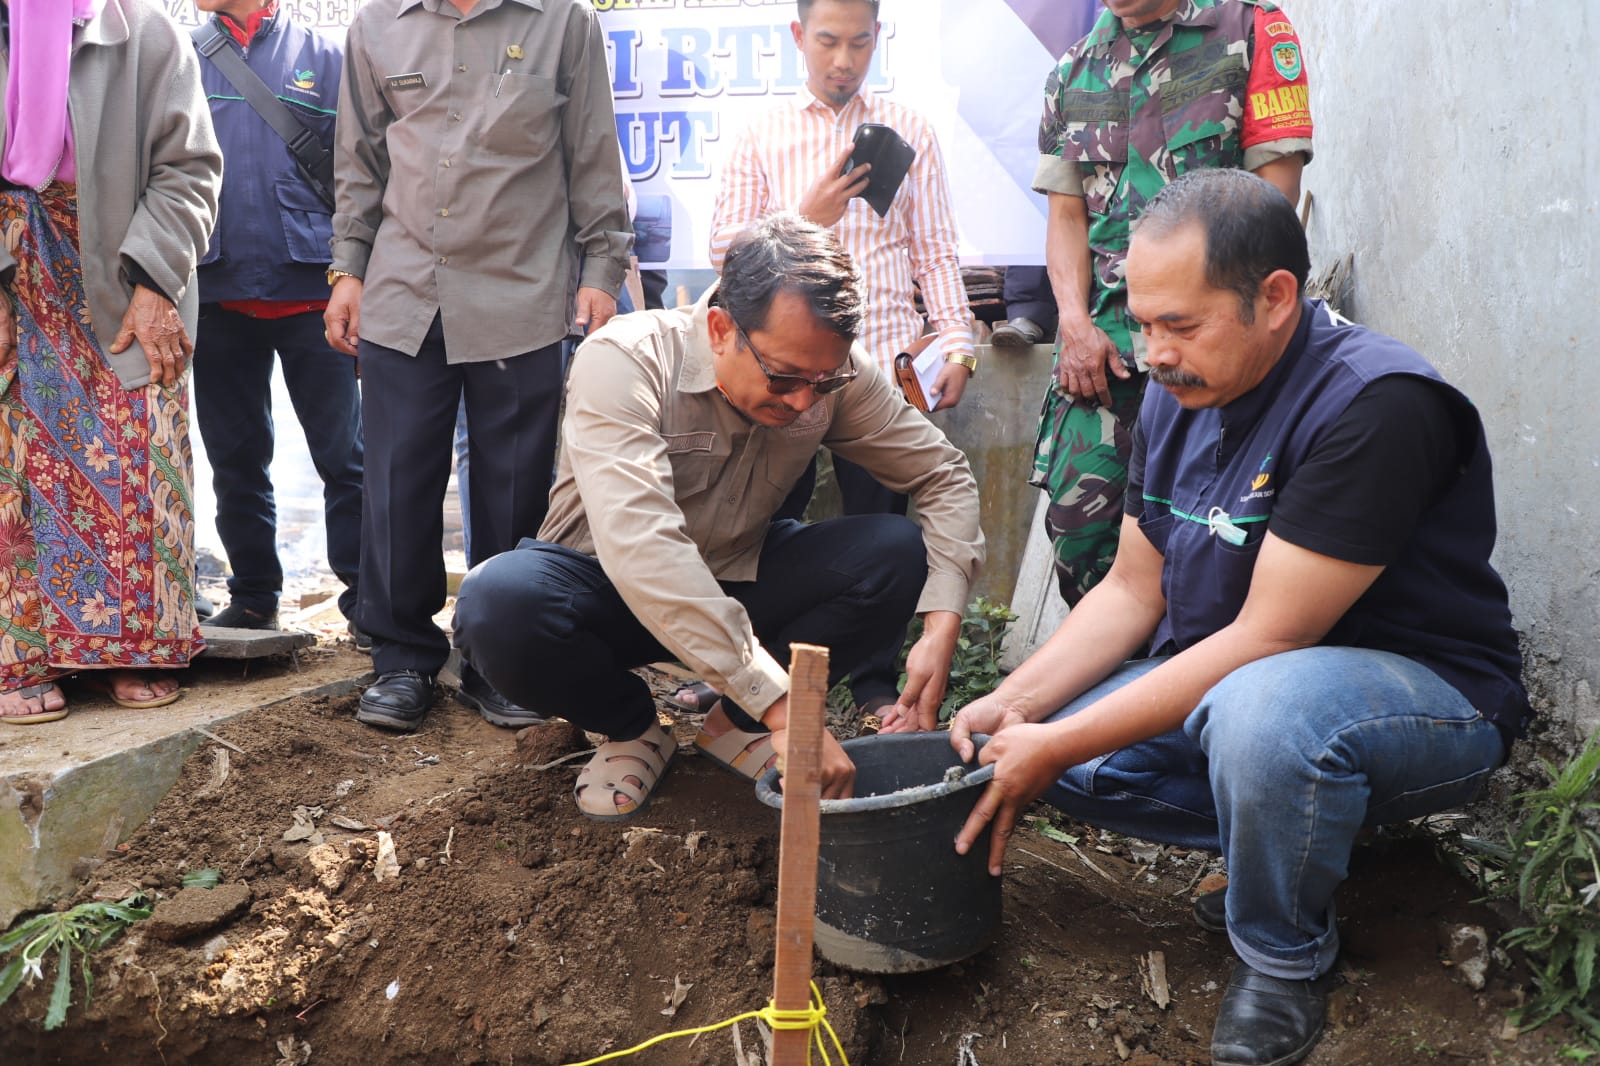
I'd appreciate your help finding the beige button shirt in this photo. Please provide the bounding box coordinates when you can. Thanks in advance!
[332,0,631,361]
[541,288,985,719]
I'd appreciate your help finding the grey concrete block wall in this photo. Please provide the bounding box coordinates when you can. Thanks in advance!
[1288,1,1599,737]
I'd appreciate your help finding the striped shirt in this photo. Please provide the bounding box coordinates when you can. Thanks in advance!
[710,89,974,375]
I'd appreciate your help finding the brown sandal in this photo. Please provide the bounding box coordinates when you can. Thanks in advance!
[572,721,676,821]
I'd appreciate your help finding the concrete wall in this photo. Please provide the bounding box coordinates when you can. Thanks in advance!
[1288,2,1600,739]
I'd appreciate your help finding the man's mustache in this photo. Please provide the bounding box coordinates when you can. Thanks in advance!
[1149,366,1207,388]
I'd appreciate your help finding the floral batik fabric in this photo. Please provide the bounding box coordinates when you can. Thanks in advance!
[0,184,201,691]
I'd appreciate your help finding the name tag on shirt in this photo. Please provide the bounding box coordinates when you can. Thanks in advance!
[385,72,427,91]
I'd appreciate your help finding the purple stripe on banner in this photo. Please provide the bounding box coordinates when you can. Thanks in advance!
[1003,0,1101,60]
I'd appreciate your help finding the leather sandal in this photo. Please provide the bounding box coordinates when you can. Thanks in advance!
[664,680,720,714]
[0,681,69,725]
[694,724,779,781]
[573,721,676,821]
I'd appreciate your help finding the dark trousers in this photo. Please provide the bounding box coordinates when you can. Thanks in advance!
[1002,265,1058,336]
[357,315,564,676]
[193,305,363,618]
[452,516,929,741]
[777,454,910,706]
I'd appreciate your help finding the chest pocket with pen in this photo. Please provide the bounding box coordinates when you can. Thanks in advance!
[480,71,561,157]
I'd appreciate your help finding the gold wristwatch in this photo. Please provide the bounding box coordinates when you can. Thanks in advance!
[945,352,978,376]
[326,269,357,287]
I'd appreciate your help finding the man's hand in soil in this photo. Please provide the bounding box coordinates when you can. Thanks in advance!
[797,144,870,229]
[880,609,962,734]
[763,694,856,799]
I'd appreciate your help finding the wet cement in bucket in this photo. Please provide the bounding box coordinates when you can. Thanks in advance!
[757,732,1000,974]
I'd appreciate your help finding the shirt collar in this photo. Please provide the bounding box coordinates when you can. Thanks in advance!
[1083,0,1220,54]
[792,83,872,120]
[398,0,541,16]
[679,285,722,395]
[1217,297,1315,434]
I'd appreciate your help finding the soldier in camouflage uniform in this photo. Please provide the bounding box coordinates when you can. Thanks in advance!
[1031,0,1313,604]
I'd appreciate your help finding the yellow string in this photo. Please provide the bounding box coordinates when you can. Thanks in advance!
[562,981,850,1066]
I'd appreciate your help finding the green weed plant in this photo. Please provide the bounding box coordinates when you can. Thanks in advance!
[899,597,1017,723]
[0,894,150,1030]
[1497,730,1600,1050]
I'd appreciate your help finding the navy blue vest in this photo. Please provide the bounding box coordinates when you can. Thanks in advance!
[195,11,341,303]
[1135,299,1530,737]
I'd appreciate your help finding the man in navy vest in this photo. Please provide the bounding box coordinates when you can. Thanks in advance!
[950,169,1530,1066]
[191,1,363,643]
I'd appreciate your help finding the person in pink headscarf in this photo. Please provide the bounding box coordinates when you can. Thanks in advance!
[0,0,220,723]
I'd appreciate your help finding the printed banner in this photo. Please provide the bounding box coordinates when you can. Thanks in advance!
[165,0,1097,268]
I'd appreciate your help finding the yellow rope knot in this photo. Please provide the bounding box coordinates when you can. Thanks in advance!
[563,981,850,1066]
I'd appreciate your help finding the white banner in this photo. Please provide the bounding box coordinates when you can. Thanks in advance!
[168,0,1096,269]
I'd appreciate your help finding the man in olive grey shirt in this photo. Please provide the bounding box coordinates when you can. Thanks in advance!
[454,213,984,818]
[325,0,632,732]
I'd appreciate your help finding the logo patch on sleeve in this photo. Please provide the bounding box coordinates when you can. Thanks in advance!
[1271,40,1303,81]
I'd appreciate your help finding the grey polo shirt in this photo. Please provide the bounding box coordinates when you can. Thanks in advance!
[332,0,632,361]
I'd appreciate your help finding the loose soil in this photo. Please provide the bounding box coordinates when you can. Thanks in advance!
[0,670,1576,1065]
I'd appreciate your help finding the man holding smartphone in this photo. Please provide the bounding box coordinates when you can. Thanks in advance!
[709,0,975,725]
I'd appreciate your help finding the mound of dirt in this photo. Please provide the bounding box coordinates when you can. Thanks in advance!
[0,678,1576,1065]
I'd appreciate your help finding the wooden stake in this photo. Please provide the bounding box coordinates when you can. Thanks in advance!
[771,643,829,1066]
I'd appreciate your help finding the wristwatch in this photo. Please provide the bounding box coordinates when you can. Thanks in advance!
[945,352,978,376]
[326,268,357,287]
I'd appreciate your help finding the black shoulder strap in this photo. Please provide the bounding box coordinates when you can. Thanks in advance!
[192,20,336,210]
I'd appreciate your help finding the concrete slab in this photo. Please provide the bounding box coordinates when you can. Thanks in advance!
[0,649,373,928]
[928,342,1057,607]
[1002,492,1071,672]
[197,625,316,659]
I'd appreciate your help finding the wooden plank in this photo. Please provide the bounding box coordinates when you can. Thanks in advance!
[771,643,828,1066]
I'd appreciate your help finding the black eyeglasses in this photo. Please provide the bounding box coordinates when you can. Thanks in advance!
[735,323,858,396]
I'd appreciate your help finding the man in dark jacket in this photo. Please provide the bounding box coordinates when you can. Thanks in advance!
[953,170,1530,1066]
[191,1,364,644]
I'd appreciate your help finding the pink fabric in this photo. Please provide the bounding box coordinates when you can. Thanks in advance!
[3,0,105,189]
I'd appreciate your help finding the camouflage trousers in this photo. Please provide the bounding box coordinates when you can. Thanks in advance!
[1030,370,1147,605]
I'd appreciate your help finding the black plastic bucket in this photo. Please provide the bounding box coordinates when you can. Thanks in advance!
[756,732,999,974]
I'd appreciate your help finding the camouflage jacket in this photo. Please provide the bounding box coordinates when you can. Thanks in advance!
[1033,0,1313,359]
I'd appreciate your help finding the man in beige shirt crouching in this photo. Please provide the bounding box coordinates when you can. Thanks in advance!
[453,213,984,820]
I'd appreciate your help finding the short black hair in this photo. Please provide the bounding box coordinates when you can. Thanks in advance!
[719,212,864,340]
[1135,168,1310,323]
[798,0,881,22]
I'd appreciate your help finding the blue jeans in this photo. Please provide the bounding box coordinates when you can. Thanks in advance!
[1042,647,1505,980]
[193,306,363,619]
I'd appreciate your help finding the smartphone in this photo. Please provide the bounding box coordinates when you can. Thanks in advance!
[843,122,916,218]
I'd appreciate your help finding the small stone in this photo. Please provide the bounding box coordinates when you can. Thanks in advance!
[144,884,253,942]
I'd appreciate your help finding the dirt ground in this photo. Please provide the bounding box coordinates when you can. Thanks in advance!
[0,665,1578,1066]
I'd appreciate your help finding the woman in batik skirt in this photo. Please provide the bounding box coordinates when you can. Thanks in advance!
[0,0,221,724]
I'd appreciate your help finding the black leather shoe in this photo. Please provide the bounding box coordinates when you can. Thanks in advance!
[454,664,546,728]
[347,621,373,654]
[1194,885,1228,933]
[206,601,279,630]
[1211,962,1338,1066]
[357,671,434,732]
[990,316,1045,347]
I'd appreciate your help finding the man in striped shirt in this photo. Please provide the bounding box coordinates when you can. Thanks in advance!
[709,0,976,718]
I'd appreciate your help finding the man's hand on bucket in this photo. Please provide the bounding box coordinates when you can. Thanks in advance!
[764,696,856,800]
[951,700,1062,877]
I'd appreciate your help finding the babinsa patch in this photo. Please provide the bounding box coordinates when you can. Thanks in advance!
[1271,39,1302,81]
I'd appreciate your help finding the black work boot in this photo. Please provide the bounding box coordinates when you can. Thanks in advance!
[1211,962,1338,1066]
